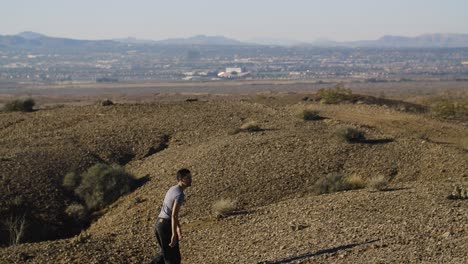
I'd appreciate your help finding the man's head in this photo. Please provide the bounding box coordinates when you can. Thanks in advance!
[177,168,192,188]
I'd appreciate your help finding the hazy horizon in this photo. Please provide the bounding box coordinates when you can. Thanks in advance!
[1,0,467,42]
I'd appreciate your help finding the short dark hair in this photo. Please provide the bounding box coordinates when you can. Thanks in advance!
[176,168,191,181]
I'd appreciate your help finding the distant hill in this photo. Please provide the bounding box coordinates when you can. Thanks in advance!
[0,32,119,50]
[156,35,246,45]
[308,33,468,48]
[2,32,468,49]
[348,33,468,48]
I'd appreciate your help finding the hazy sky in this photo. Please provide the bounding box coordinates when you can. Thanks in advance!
[1,0,467,42]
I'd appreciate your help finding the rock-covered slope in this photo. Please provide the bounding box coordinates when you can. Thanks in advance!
[0,98,467,263]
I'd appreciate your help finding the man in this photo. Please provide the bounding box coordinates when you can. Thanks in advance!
[151,168,192,264]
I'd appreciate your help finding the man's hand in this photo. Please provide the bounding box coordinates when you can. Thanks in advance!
[169,235,177,247]
[177,226,182,241]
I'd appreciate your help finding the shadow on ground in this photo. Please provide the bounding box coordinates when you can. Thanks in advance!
[259,239,379,264]
[360,138,395,144]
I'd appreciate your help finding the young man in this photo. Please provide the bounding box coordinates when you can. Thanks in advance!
[151,168,192,264]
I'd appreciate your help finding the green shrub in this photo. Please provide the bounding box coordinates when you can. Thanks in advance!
[335,127,366,143]
[316,84,353,104]
[73,163,136,210]
[312,173,362,194]
[63,172,81,191]
[3,98,35,112]
[65,203,87,220]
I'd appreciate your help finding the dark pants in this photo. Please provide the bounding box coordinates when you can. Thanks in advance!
[150,218,181,264]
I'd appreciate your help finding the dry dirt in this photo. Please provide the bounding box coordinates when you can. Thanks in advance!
[0,93,467,263]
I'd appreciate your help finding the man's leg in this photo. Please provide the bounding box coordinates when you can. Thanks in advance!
[157,221,181,264]
[150,221,165,264]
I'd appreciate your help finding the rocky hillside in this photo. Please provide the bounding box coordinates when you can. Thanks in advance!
[0,96,467,263]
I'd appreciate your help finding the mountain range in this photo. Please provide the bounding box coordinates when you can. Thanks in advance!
[1,31,468,49]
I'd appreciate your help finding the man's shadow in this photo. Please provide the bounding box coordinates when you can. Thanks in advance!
[258,239,379,264]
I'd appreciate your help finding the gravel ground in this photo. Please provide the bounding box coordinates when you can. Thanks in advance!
[0,97,467,263]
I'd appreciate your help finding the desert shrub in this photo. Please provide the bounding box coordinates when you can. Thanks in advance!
[3,98,35,112]
[65,203,87,220]
[1,214,27,246]
[239,121,262,132]
[313,173,362,194]
[345,174,366,189]
[73,163,136,210]
[63,172,81,191]
[99,99,114,106]
[447,185,468,200]
[335,127,366,143]
[0,197,29,246]
[212,198,237,218]
[295,107,321,121]
[430,99,468,120]
[316,84,353,104]
[367,175,389,191]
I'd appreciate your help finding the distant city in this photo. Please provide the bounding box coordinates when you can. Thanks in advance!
[1,32,468,83]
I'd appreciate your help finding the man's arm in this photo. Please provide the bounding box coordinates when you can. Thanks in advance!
[169,200,181,247]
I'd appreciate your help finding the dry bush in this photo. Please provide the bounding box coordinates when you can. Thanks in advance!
[345,174,366,189]
[335,127,366,143]
[99,99,114,106]
[448,185,468,200]
[3,98,35,112]
[2,214,27,246]
[367,175,389,191]
[312,173,363,195]
[239,121,261,132]
[294,107,321,121]
[316,84,353,104]
[212,198,237,218]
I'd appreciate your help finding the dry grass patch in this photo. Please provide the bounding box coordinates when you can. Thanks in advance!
[313,173,365,195]
[212,198,237,218]
[345,174,366,189]
[335,127,366,143]
[239,121,262,132]
[294,106,321,121]
[367,175,389,191]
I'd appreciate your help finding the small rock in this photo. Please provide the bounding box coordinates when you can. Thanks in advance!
[441,232,452,239]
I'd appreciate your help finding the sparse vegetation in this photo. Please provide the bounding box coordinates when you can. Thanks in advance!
[316,84,353,104]
[63,172,80,191]
[212,198,237,218]
[99,99,114,106]
[367,175,389,191]
[2,98,35,112]
[68,163,136,210]
[312,173,365,195]
[345,174,366,189]
[294,107,321,121]
[0,197,29,246]
[447,185,468,200]
[429,98,468,121]
[65,203,87,220]
[239,121,262,132]
[335,127,366,143]
[2,214,27,246]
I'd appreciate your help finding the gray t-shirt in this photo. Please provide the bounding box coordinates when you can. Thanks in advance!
[158,185,185,219]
